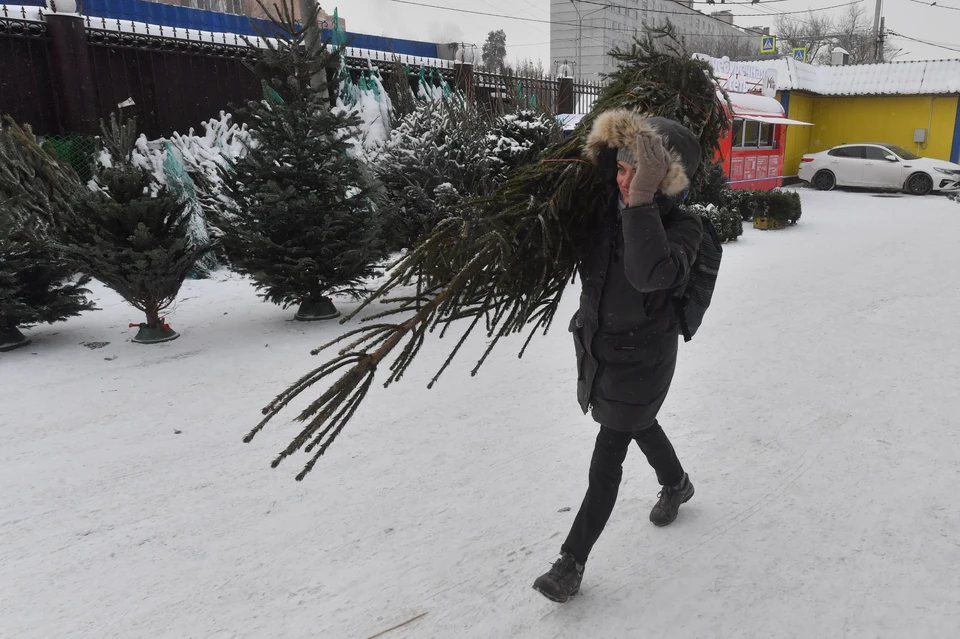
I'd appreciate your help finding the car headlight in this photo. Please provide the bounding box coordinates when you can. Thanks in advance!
[934,167,960,176]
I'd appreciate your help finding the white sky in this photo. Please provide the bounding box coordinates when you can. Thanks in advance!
[332,0,959,70]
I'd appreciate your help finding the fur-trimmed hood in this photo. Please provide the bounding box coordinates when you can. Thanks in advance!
[583,109,701,197]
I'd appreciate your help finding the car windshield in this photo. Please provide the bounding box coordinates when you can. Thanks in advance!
[883,144,920,160]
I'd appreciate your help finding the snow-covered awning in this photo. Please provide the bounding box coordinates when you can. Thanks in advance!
[739,114,813,126]
[735,56,960,97]
[728,92,784,117]
[726,92,813,126]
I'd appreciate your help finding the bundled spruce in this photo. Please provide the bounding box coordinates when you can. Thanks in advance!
[245,29,731,480]
[681,203,743,243]
[687,159,728,206]
[376,99,559,250]
[723,188,802,226]
[0,121,96,350]
[375,99,496,250]
[487,109,560,175]
[217,0,385,321]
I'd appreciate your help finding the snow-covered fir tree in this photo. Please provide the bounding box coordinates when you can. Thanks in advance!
[337,65,394,157]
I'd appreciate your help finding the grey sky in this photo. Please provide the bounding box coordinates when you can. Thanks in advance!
[332,0,958,69]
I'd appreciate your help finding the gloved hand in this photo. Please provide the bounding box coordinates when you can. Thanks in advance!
[628,133,671,207]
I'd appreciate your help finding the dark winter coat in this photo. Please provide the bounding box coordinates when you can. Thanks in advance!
[571,110,703,432]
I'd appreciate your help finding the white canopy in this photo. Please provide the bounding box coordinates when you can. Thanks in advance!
[738,114,814,126]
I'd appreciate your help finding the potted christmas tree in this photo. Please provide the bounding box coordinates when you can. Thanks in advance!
[68,116,213,342]
[218,0,385,321]
[3,117,212,343]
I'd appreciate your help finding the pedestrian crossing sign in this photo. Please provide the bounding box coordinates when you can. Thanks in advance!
[792,47,807,62]
[761,36,776,54]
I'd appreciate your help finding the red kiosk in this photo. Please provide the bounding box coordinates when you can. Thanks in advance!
[718,92,812,190]
[696,55,812,191]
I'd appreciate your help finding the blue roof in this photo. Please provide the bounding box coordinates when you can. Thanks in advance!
[20,0,440,57]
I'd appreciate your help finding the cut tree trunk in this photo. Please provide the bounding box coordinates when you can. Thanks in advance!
[145,305,161,329]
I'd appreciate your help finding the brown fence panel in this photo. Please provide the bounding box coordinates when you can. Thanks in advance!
[85,27,260,138]
[0,15,59,134]
[3,10,609,140]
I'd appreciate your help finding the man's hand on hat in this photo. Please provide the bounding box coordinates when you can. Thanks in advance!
[628,134,671,207]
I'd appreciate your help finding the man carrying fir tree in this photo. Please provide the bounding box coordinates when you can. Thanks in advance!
[532,110,703,603]
[241,32,730,581]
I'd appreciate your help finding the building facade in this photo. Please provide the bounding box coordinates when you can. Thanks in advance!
[551,0,750,82]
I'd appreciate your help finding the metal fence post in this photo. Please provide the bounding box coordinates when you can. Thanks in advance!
[557,76,574,115]
[454,61,473,102]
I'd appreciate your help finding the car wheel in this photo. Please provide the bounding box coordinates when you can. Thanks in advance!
[813,170,836,191]
[906,173,933,196]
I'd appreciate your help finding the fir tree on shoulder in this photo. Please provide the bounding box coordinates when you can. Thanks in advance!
[0,120,95,351]
[67,115,212,344]
[244,27,733,480]
[216,0,385,321]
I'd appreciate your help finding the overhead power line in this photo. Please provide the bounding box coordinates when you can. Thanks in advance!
[391,2,872,43]
[390,0,865,22]
[683,0,790,3]
[905,0,960,10]
[886,30,960,53]
[567,0,864,18]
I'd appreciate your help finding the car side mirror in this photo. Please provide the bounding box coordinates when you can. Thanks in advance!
[885,155,899,162]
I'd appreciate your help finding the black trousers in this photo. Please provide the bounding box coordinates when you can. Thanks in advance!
[561,421,684,565]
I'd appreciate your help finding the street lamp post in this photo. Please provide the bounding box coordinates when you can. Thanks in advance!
[578,4,607,82]
[568,0,581,82]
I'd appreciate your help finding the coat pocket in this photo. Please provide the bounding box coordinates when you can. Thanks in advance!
[592,333,661,365]
[591,333,671,406]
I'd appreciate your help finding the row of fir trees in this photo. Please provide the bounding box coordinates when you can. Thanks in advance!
[0,0,559,350]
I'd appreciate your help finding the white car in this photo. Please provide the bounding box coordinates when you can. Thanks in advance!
[797,143,960,195]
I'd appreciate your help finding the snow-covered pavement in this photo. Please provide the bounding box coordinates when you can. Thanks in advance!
[3,189,959,638]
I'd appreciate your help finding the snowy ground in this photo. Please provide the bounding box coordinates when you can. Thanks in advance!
[3,189,960,639]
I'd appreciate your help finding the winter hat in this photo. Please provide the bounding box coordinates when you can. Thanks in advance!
[647,116,701,183]
[612,119,701,182]
[585,109,701,197]
[616,145,637,168]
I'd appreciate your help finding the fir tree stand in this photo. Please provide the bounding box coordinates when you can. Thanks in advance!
[130,317,179,344]
[294,297,340,321]
[0,327,31,352]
